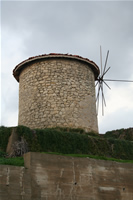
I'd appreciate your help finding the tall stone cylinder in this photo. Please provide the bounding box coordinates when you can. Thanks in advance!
[13,54,100,133]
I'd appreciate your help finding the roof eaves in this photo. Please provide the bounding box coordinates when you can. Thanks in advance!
[13,53,100,82]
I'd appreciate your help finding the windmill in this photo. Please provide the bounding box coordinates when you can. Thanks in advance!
[95,46,133,115]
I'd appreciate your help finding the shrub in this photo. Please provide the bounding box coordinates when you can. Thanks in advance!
[1,125,133,161]
[0,126,11,151]
[15,126,133,160]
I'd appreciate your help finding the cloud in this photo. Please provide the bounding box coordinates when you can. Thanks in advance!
[97,83,133,133]
[1,1,133,133]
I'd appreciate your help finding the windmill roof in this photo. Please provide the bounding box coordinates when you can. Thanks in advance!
[13,53,100,82]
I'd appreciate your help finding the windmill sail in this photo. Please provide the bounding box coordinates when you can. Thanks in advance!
[95,46,133,116]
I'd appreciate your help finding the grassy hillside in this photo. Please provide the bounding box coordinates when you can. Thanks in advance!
[104,128,133,141]
[0,126,133,165]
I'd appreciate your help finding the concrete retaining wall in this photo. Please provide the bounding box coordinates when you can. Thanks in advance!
[0,152,133,200]
[0,165,31,200]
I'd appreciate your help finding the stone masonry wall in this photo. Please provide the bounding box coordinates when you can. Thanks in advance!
[18,58,98,132]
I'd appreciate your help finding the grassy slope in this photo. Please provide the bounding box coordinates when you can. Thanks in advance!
[0,126,133,166]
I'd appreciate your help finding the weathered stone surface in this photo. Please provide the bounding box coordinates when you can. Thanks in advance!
[0,152,133,200]
[14,55,99,132]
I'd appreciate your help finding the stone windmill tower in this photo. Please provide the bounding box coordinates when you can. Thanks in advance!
[13,54,100,133]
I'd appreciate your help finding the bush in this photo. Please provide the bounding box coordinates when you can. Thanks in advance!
[16,126,90,154]
[105,128,133,141]
[15,126,133,160]
[0,150,7,158]
[0,126,11,151]
[1,125,133,161]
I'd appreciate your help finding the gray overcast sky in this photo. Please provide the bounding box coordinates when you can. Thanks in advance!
[1,1,133,133]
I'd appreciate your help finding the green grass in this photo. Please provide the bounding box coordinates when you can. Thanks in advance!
[0,151,132,166]
[0,150,24,166]
[0,157,24,166]
[41,152,133,164]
